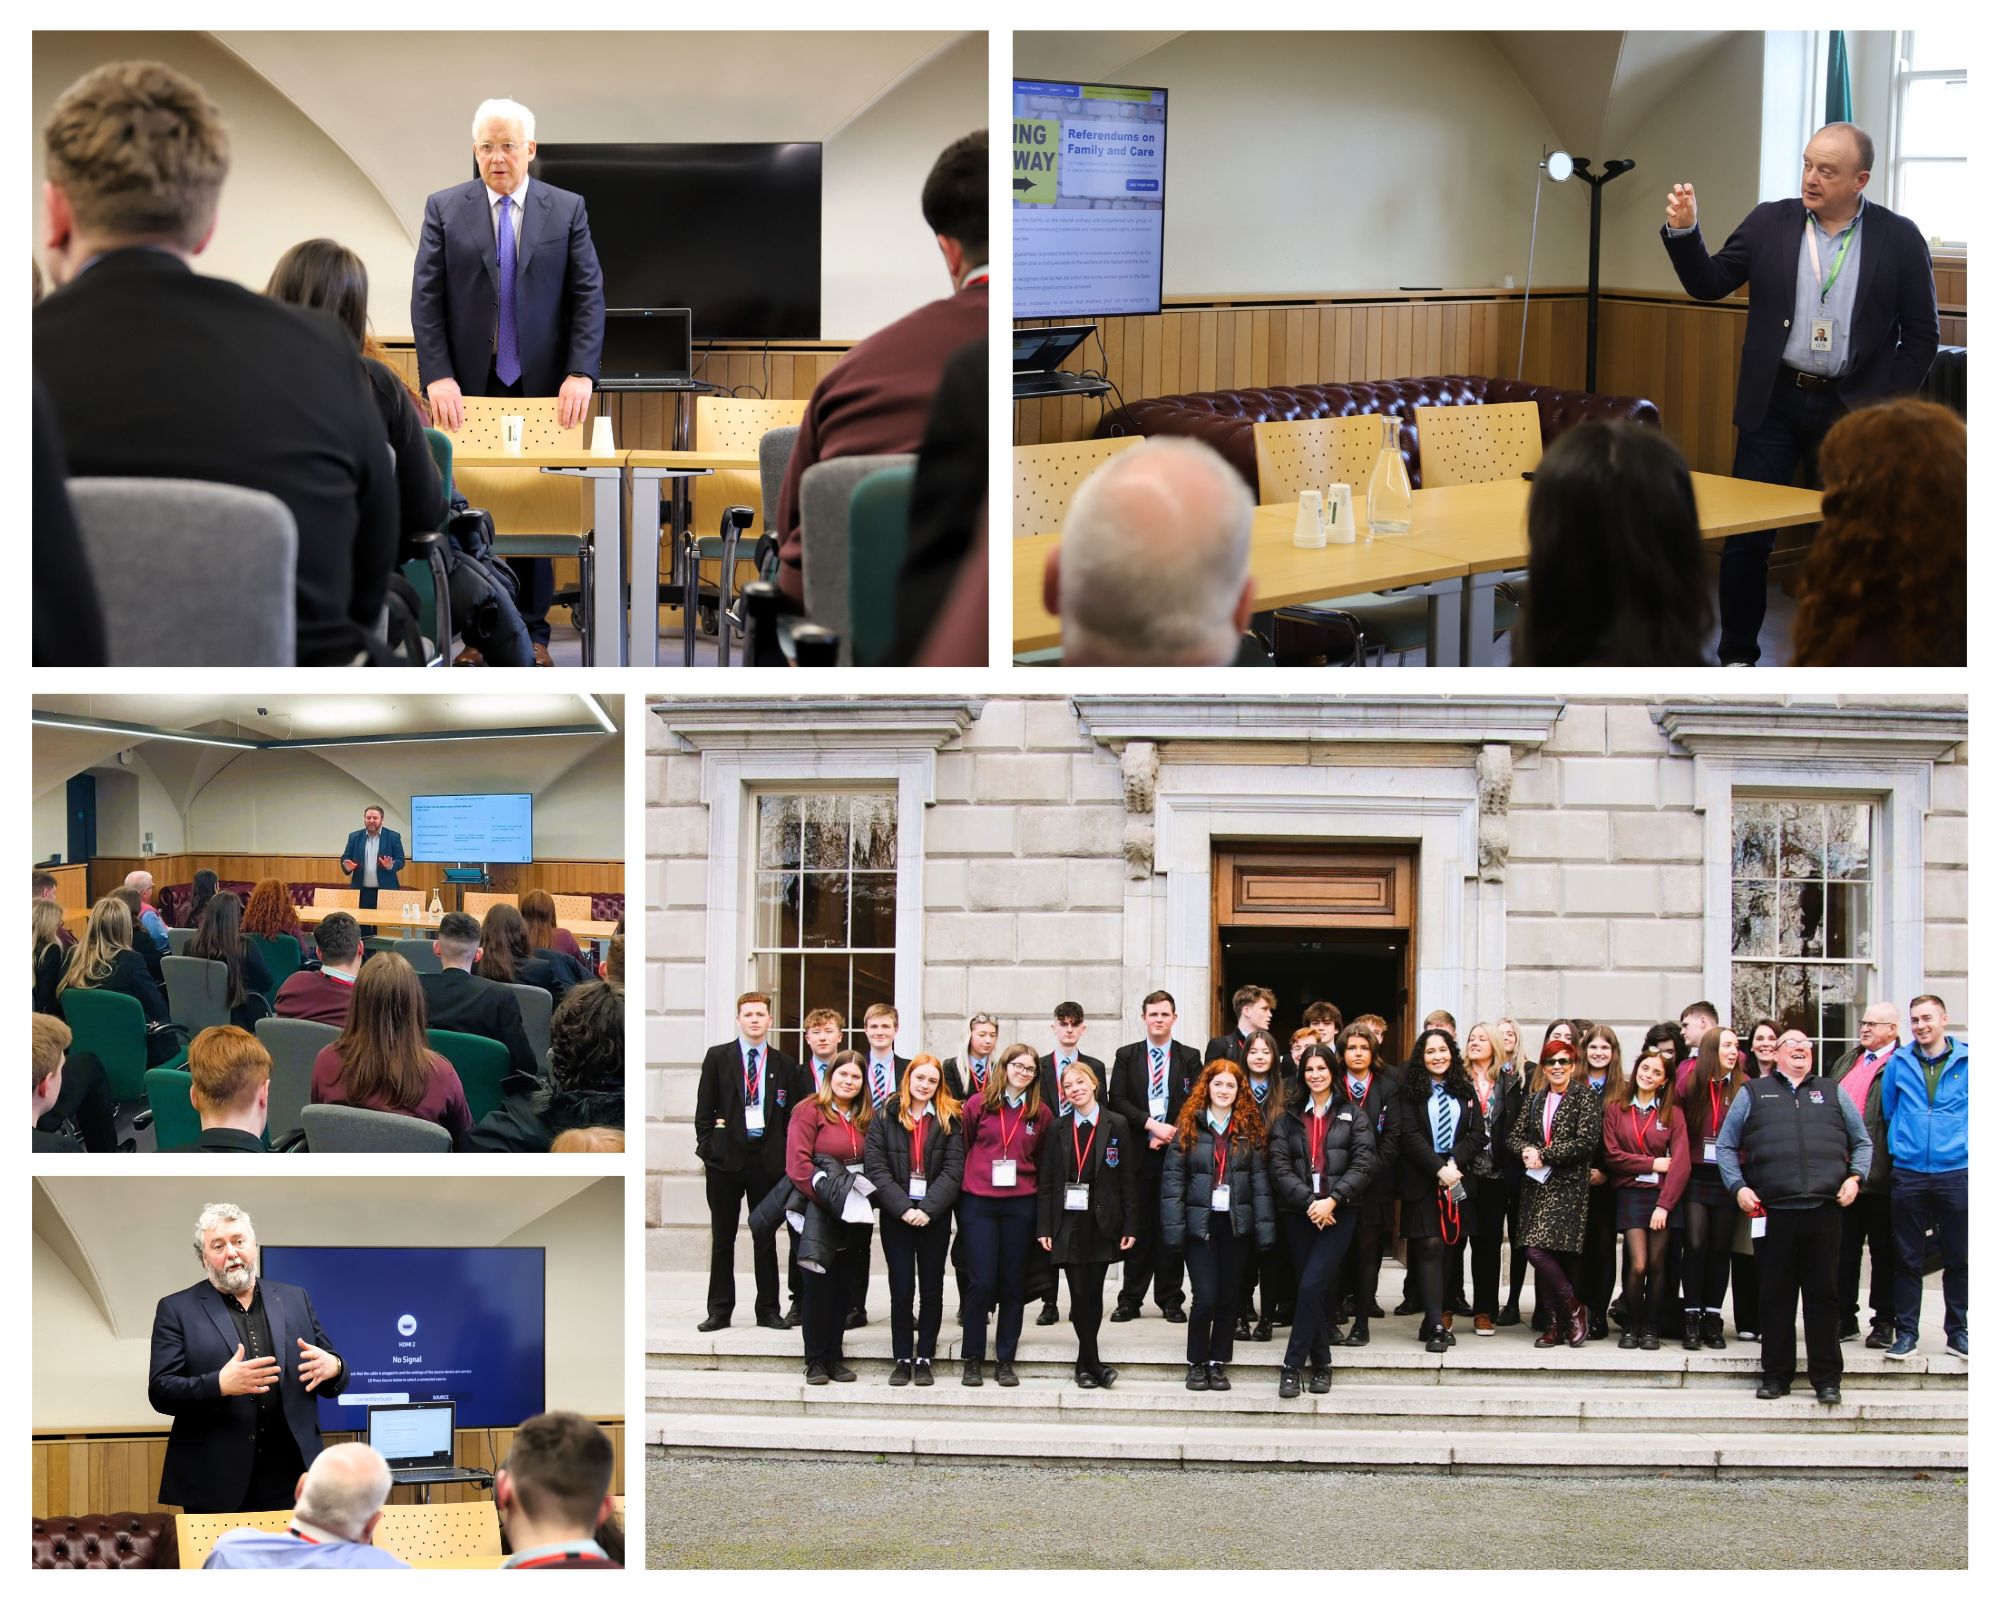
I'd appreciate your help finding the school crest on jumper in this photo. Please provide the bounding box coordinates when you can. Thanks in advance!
[1105,1142,1120,1167]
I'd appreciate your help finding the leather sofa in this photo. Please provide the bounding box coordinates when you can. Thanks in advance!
[32,1514,178,1569]
[1097,375,1661,492]
[1921,346,1966,416]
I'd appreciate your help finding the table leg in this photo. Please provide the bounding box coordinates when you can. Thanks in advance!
[590,471,625,667]
[1426,582,1464,668]
[628,472,662,669]
[1460,571,1510,668]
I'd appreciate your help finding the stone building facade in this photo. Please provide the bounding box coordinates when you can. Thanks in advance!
[646,694,1967,1268]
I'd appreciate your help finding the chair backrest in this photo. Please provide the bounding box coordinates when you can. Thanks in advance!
[176,1512,292,1568]
[426,1028,513,1125]
[162,955,232,1035]
[1415,400,1545,488]
[453,397,588,537]
[758,426,802,569]
[1252,416,1384,504]
[166,927,197,957]
[549,893,594,922]
[57,987,150,1102]
[312,887,361,914]
[799,453,917,663]
[462,891,517,921]
[66,479,297,665]
[502,982,556,1071]
[145,1067,201,1152]
[694,398,808,556]
[245,932,300,995]
[848,465,918,668]
[301,1102,453,1153]
[255,1016,341,1145]
[1013,436,1143,537]
[393,937,443,974]
[374,1502,502,1564]
[425,426,456,505]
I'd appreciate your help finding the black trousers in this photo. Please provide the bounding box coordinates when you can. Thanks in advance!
[704,1161,780,1320]
[1758,1201,1843,1391]
[1468,1174,1515,1317]
[235,1425,305,1514]
[1242,1233,1294,1320]
[1282,1209,1358,1369]
[1340,1207,1387,1318]
[1580,1182,1619,1321]
[801,1241,866,1369]
[1720,375,1844,663]
[1184,1218,1249,1365]
[1837,1189,1895,1328]
[881,1214,952,1362]
[1064,1261,1111,1372]
[39,1050,119,1150]
[482,360,551,642]
[1117,1151,1185,1312]
[959,1193,1036,1362]
[1734,1240,1762,1333]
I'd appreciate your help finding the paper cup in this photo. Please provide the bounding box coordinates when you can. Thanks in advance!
[1294,488,1326,549]
[502,415,525,454]
[589,415,616,455]
[1325,483,1357,544]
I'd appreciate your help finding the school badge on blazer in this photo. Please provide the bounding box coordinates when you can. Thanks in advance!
[775,1088,788,1107]
[1105,1141,1120,1167]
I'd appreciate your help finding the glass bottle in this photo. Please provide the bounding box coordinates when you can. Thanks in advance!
[428,888,444,918]
[1365,412,1413,535]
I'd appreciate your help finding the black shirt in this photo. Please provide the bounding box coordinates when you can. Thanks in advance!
[213,1282,282,1423]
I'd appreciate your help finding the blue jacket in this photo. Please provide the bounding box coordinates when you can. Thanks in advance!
[1879,1037,1968,1173]
[342,828,404,891]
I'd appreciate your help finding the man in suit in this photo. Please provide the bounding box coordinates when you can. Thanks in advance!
[1662,122,1939,664]
[412,97,606,663]
[275,912,363,1026]
[1108,990,1206,1322]
[419,911,540,1081]
[149,1202,346,1511]
[693,992,800,1332]
[187,1025,271,1155]
[1205,985,1275,1067]
[35,61,398,668]
[339,807,403,915]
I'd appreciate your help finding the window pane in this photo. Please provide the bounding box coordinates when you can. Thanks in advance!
[851,953,895,1028]
[1900,75,1968,159]
[1814,967,1862,1045]
[757,795,800,868]
[1779,882,1829,957]
[752,953,794,1032]
[753,871,800,950]
[1732,881,1776,957]
[800,874,849,948]
[801,794,849,870]
[1905,28,1971,72]
[1824,883,1871,959]
[801,957,850,1030]
[1778,803,1824,879]
[1898,160,1968,247]
[851,874,898,949]
[851,794,898,869]
[1732,963,1774,1032]
[1732,802,1780,879]
[1772,965,1814,1036]
[1825,804,1870,881]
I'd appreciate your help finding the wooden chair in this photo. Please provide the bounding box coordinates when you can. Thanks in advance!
[177,1511,291,1567]
[1415,400,1544,487]
[1012,436,1142,538]
[311,887,361,911]
[462,891,518,921]
[454,397,594,653]
[1251,416,1381,504]
[550,894,594,922]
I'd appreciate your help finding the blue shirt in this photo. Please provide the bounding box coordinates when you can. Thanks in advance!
[1715,1070,1872,1197]
[204,1528,407,1569]
[1668,197,1865,375]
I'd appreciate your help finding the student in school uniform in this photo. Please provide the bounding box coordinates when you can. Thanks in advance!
[1577,1025,1627,1340]
[784,1006,847,1327]
[1031,1001,1106,1326]
[863,1054,965,1386]
[1036,1060,1138,1388]
[1333,1023,1396,1345]
[851,1002,911,1329]
[1161,1058,1274,1391]
[1268,1042,1376,1395]
[1511,1037,1604,1349]
[957,1044,1047,1386]
[1603,1039,1691,1350]
[942,1011,999,1315]
[1302,1000,1344,1051]
[1236,1028,1293,1340]
[1383,1027,1486,1353]
[1107,990,1204,1323]
[1204,984,1275,1067]
[1288,1026,1318,1078]
[785,1052,873,1383]
[1676,1025,1749,1349]
[693,991,800,1333]
[1460,1021,1524,1335]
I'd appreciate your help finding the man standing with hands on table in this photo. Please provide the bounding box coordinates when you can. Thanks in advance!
[1660,123,1938,664]
[149,1203,347,1513]
[412,96,606,664]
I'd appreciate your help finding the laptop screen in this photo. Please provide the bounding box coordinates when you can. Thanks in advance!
[1013,324,1095,373]
[366,1402,456,1468]
[599,307,694,383]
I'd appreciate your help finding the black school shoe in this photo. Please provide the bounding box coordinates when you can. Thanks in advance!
[1075,1368,1101,1389]
[783,1305,802,1329]
[697,1315,731,1333]
[844,1309,867,1330]
[1308,1367,1333,1394]
[1394,1296,1421,1316]
[1186,1363,1210,1391]
[756,1313,789,1331]
[1864,1322,1896,1349]
[1343,1320,1371,1346]
[1163,1306,1189,1324]
[805,1363,829,1385]
[1235,1313,1253,1339]
[1037,1301,1061,1326]
[1278,1367,1302,1399]
[1253,1317,1273,1342]
[829,1363,857,1383]
[1207,1363,1232,1391]
[962,1361,984,1387]
[995,1361,1019,1387]
[1098,1366,1119,1388]
[1496,1304,1522,1327]
[1755,1381,1790,1399]
[1109,1304,1139,1322]
[890,1360,913,1386]
[913,1359,934,1386]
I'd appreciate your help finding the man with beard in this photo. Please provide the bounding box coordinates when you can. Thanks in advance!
[148,1203,347,1512]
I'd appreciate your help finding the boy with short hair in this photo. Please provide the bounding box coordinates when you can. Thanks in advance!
[693,992,799,1333]
[801,1007,845,1093]
[1205,984,1276,1065]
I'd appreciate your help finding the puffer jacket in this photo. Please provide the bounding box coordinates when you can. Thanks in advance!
[1878,1037,1968,1173]
[1267,1101,1376,1211]
[1160,1118,1274,1249]
[748,1152,871,1272]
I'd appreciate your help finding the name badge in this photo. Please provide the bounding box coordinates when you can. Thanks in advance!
[991,1159,1018,1188]
[1525,1166,1552,1185]
[908,1175,928,1201]
[744,1097,765,1136]
[1637,1172,1660,1186]
[1311,1171,1323,1194]
[1750,1214,1768,1240]
[1211,1182,1231,1212]
[1810,317,1834,353]
[1702,1140,1719,1164]
[1064,1183,1090,1212]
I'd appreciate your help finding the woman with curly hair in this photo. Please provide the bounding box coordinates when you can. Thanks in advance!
[1510,1036,1605,1349]
[240,878,305,946]
[1161,1057,1273,1391]
[1792,398,1965,667]
[1383,1027,1487,1353]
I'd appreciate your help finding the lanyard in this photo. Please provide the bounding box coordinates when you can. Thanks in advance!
[1436,1185,1462,1244]
[1806,213,1856,305]
[910,1114,928,1173]
[1212,1129,1230,1188]
[1072,1117,1097,1177]
[1473,1076,1492,1117]
[1307,1105,1330,1172]
[997,1105,1022,1158]
[1631,1104,1658,1146]
[1709,1081,1723,1139]
[836,1109,860,1161]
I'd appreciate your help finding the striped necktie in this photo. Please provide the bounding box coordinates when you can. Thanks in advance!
[1149,1046,1165,1100]
[744,1047,760,1106]
[1431,1083,1452,1153]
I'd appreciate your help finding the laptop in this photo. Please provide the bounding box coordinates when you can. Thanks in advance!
[366,1401,463,1483]
[597,307,695,387]
[1012,324,1099,395]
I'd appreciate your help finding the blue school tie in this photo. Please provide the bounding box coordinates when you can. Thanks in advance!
[496,194,521,386]
[1432,1082,1452,1153]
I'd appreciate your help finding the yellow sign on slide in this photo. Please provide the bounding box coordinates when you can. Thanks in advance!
[1013,117,1058,204]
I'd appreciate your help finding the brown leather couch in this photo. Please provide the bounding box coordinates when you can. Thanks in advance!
[32,1514,179,1569]
[1097,375,1661,492]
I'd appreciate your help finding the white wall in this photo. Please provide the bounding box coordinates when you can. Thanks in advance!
[34,789,69,865]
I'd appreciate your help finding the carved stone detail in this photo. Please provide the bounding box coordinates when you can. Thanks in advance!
[1476,742,1513,882]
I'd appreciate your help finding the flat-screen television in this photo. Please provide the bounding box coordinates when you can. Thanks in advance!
[1013,80,1168,318]
[410,793,533,864]
[260,1246,546,1431]
[531,143,821,339]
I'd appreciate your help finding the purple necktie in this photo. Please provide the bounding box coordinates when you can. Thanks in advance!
[496,194,521,387]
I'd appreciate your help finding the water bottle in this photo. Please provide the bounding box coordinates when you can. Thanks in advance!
[1365,412,1413,535]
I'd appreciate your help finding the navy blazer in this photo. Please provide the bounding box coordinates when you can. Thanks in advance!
[148,1277,346,1511]
[342,828,404,891]
[1661,197,1938,433]
[411,178,605,398]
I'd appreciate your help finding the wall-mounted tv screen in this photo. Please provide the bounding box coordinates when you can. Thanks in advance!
[411,792,533,864]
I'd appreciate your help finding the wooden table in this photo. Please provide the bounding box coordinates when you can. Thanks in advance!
[453,449,629,665]
[624,450,761,667]
[294,904,619,942]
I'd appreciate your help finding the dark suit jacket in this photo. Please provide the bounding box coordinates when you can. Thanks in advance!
[887,338,986,666]
[1203,1032,1252,1067]
[33,376,108,667]
[1037,1050,1107,1112]
[1109,1038,1205,1153]
[342,828,404,891]
[420,968,538,1080]
[148,1277,346,1510]
[34,248,399,666]
[1661,197,1939,433]
[1036,1107,1140,1263]
[411,178,605,397]
[695,1040,802,1180]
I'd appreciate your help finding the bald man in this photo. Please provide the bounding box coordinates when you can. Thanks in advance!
[203,1443,406,1569]
[1046,436,1257,667]
[1661,122,1938,664]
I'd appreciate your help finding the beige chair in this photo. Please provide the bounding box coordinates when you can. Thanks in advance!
[453,396,594,651]
[177,1511,289,1568]
[550,893,594,922]
[311,887,360,910]
[177,1504,503,1568]
[461,891,518,921]
[683,397,810,616]
[1415,400,1544,487]
[1252,416,1382,505]
[1012,436,1143,538]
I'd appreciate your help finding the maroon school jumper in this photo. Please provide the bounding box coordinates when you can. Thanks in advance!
[1600,1098,1693,1212]
[958,1092,1045,1199]
[786,1098,868,1201]
[310,1045,471,1142]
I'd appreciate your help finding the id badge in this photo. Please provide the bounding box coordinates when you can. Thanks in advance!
[744,1097,766,1136]
[1810,317,1833,353]
[1750,1214,1768,1240]
[1210,1182,1231,1212]
[1064,1183,1090,1212]
[908,1175,928,1201]
[1637,1172,1660,1186]
[1703,1140,1719,1164]
[1311,1171,1323,1195]
[991,1158,1018,1188]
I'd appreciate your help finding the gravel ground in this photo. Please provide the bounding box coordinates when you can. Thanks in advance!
[647,1455,1967,1569]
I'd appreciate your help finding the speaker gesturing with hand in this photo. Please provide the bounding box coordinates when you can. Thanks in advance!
[1664,182,1697,231]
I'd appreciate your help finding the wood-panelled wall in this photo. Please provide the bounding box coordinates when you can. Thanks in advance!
[82,855,622,904]
[40,862,89,914]
[32,1421,625,1519]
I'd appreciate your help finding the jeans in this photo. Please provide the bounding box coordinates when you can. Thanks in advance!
[1720,375,1844,663]
[1282,1209,1359,1369]
[881,1212,952,1362]
[1891,1168,1968,1339]
[959,1193,1036,1362]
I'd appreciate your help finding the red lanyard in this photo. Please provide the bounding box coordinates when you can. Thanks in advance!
[1307,1105,1330,1172]
[911,1114,928,1172]
[997,1105,1021,1158]
[1475,1078,1492,1116]
[1212,1127,1230,1187]
[835,1108,860,1160]
[1072,1116,1097,1177]
[1437,1185,1462,1244]
[1631,1104,1658,1146]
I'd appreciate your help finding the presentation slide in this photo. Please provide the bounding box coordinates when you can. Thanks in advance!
[369,1405,452,1461]
[262,1246,546,1431]
[1014,80,1168,318]
[410,792,534,864]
